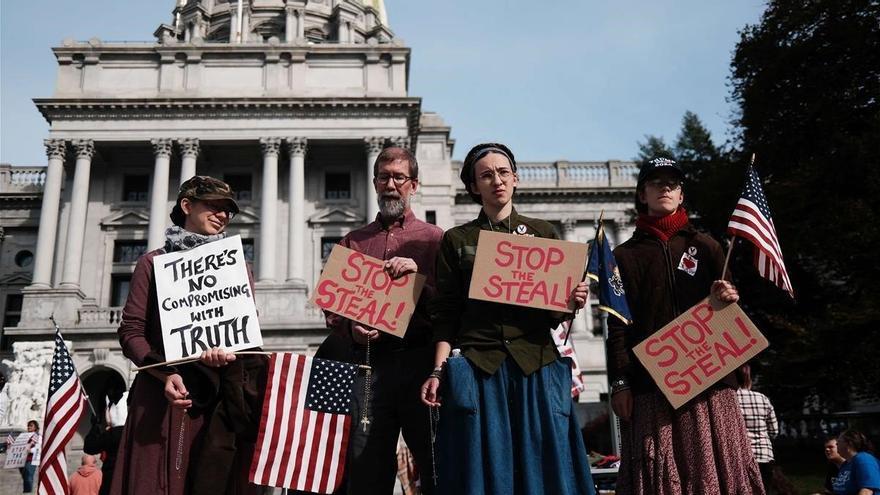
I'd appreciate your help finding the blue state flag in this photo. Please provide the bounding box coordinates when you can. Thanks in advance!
[586,221,632,325]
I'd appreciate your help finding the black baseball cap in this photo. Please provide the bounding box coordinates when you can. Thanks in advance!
[637,157,684,186]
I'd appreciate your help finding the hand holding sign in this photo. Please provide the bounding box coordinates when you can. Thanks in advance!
[633,298,768,409]
[311,245,426,338]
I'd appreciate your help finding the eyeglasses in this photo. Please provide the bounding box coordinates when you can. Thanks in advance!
[645,178,682,190]
[374,174,415,186]
[477,169,514,183]
[200,201,236,219]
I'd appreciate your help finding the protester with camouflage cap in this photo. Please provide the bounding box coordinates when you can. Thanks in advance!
[112,175,265,495]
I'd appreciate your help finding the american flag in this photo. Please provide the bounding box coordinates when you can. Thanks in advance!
[39,331,88,495]
[249,353,358,493]
[727,165,794,297]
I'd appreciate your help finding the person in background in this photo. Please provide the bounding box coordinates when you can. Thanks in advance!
[832,429,880,495]
[605,157,764,494]
[825,437,848,494]
[69,454,103,495]
[737,363,779,493]
[20,420,41,493]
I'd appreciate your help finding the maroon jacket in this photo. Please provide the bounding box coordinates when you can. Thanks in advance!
[112,248,261,495]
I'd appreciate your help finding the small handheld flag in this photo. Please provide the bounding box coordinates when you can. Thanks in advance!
[587,217,633,325]
[39,321,88,495]
[726,163,794,298]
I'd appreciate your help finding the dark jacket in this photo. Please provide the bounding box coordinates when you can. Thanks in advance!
[430,208,568,376]
[606,224,729,395]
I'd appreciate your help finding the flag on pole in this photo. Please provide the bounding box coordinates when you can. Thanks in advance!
[38,330,88,495]
[551,320,587,398]
[250,353,358,494]
[727,165,794,297]
[587,218,633,325]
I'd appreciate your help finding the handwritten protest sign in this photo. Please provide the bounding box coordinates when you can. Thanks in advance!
[154,235,262,361]
[468,231,588,313]
[310,245,426,338]
[633,298,769,409]
[3,432,34,469]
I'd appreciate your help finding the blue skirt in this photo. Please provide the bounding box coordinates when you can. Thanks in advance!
[437,356,595,495]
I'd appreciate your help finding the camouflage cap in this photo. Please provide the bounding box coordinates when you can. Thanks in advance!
[170,176,240,226]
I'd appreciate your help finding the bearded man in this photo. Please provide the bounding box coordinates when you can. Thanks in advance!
[324,146,443,494]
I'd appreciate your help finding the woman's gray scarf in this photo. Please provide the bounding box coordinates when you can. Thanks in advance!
[164,225,226,252]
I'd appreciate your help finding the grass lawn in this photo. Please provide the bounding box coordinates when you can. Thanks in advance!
[776,443,829,494]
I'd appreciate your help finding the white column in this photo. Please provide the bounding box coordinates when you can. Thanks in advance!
[59,139,95,289]
[259,137,281,282]
[287,137,307,282]
[30,139,67,288]
[365,137,385,222]
[179,138,199,184]
[562,218,588,334]
[148,139,173,250]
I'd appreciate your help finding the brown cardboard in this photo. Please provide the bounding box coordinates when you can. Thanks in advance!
[468,230,588,313]
[633,298,769,409]
[309,245,426,338]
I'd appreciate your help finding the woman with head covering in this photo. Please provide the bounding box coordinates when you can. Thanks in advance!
[832,430,880,495]
[605,158,765,494]
[111,176,266,495]
[420,143,594,495]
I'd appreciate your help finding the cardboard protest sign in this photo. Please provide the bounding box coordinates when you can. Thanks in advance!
[310,245,426,338]
[4,432,34,469]
[468,231,588,313]
[154,235,262,361]
[633,298,769,409]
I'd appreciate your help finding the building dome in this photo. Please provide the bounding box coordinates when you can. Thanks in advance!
[164,0,393,44]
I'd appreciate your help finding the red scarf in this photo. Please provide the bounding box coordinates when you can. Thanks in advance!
[636,207,689,242]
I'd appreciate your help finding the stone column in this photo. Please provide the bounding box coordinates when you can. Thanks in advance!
[59,139,95,289]
[148,139,173,251]
[562,218,588,334]
[285,7,303,42]
[30,139,67,288]
[287,137,307,282]
[259,138,281,282]
[364,137,385,222]
[179,138,199,184]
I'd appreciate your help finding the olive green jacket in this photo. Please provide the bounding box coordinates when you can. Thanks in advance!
[429,208,570,376]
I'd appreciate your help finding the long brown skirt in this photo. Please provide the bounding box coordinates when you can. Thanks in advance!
[616,387,765,495]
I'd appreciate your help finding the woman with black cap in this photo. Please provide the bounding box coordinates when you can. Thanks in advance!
[420,143,595,494]
[606,158,764,494]
[111,176,266,495]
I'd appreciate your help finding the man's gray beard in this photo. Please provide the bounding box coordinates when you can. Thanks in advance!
[378,196,406,219]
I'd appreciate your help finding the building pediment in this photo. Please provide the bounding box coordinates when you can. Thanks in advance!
[0,272,32,285]
[230,207,260,225]
[308,206,362,225]
[101,210,150,227]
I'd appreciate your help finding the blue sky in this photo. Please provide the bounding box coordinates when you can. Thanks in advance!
[0,0,766,165]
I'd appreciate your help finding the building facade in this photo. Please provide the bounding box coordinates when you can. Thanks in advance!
[0,0,637,440]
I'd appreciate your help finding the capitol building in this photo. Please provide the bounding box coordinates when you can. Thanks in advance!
[0,0,637,444]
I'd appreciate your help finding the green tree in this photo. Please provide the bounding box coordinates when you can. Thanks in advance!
[728,0,880,412]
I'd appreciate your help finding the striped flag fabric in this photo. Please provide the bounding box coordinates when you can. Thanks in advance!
[250,353,358,493]
[727,164,794,297]
[39,331,88,495]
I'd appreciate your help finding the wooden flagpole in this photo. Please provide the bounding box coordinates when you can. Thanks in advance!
[720,153,756,281]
